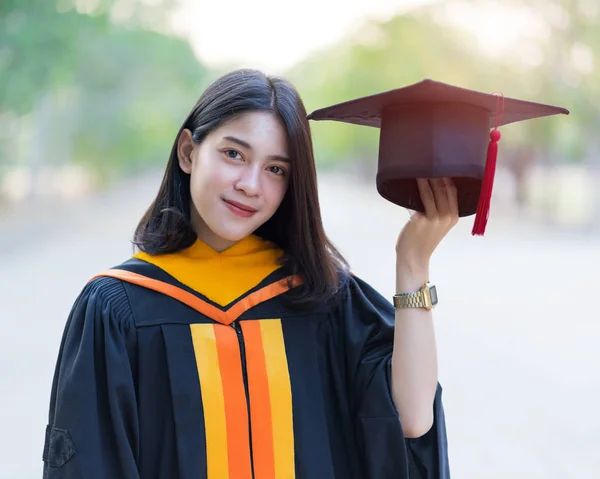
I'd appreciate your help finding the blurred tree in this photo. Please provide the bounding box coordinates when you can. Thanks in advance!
[0,0,210,194]
[1,0,75,115]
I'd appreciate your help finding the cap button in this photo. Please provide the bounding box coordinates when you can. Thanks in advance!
[490,129,501,141]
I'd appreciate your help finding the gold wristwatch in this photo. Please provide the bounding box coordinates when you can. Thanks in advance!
[393,282,438,311]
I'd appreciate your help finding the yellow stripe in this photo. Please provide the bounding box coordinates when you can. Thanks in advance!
[260,320,295,478]
[190,324,229,478]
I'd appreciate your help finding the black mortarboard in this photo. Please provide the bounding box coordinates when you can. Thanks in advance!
[307,79,569,235]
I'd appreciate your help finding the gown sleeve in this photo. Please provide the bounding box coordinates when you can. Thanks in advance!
[43,277,140,479]
[330,273,451,479]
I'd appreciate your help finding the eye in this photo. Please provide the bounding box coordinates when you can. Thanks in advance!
[268,165,286,176]
[224,149,242,160]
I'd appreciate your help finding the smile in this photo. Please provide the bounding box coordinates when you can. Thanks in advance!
[223,199,257,218]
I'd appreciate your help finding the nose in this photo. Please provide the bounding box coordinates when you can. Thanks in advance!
[234,164,262,197]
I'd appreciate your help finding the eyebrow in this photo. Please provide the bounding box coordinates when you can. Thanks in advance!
[223,136,290,163]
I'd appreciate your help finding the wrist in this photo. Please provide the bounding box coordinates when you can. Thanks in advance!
[396,258,429,293]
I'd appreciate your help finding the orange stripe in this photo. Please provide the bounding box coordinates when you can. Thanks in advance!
[226,275,303,323]
[213,325,253,479]
[241,321,275,479]
[92,270,228,322]
[92,269,303,325]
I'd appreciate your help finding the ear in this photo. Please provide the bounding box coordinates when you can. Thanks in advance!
[177,129,195,174]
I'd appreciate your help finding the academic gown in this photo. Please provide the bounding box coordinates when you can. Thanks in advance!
[43,234,450,479]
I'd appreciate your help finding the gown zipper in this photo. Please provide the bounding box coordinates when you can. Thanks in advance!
[232,320,255,479]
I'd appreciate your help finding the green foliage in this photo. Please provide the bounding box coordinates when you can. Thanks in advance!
[1,0,209,183]
[1,0,81,113]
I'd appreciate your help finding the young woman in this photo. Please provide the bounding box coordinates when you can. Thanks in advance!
[43,69,455,479]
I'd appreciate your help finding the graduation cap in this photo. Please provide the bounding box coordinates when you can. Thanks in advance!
[307,79,569,236]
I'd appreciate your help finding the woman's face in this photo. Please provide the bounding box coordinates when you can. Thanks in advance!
[178,111,290,252]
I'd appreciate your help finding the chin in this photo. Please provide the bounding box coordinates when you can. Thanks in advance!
[209,222,261,243]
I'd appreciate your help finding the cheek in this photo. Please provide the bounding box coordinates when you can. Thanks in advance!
[190,159,228,198]
[189,171,210,205]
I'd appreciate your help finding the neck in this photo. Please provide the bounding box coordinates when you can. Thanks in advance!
[192,210,238,253]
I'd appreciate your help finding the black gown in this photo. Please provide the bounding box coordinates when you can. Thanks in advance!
[43,240,450,479]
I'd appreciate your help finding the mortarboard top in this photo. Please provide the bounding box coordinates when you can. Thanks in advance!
[307,79,569,235]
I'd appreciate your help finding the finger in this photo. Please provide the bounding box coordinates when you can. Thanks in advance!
[443,177,459,219]
[417,178,437,217]
[429,178,450,217]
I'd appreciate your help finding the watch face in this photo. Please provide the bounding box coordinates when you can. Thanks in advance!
[429,285,438,305]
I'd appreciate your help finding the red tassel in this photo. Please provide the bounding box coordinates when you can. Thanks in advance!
[472,129,501,236]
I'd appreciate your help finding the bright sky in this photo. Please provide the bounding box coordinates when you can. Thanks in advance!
[170,0,550,73]
[171,0,437,72]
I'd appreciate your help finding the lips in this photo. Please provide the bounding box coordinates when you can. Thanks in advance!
[223,199,258,218]
[224,199,257,212]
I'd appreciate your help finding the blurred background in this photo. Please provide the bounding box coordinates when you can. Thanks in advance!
[1,0,599,478]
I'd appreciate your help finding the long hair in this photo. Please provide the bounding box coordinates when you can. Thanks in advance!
[133,69,349,307]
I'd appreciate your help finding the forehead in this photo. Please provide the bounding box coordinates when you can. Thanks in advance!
[215,112,288,152]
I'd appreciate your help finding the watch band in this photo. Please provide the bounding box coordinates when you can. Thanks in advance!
[393,282,438,311]
[393,291,427,309]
